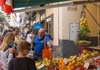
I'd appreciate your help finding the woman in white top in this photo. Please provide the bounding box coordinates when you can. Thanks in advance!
[26,31,34,43]
[0,32,16,70]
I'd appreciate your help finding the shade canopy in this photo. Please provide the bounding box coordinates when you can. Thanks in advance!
[13,0,69,8]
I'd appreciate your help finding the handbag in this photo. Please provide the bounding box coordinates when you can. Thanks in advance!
[42,38,52,59]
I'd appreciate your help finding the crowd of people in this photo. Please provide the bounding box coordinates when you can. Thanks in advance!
[0,26,52,70]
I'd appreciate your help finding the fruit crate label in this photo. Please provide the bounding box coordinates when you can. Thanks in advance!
[84,60,90,69]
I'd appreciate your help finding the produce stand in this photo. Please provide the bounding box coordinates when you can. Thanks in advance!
[75,41,91,54]
[35,5,100,70]
[35,35,100,70]
[35,49,100,70]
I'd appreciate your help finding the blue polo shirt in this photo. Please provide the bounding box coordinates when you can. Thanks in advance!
[33,35,50,55]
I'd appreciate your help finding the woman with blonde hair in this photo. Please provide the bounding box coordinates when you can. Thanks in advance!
[1,32,15,51]
[0,32,16,70]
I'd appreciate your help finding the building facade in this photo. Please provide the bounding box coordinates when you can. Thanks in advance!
[29,3,99,58]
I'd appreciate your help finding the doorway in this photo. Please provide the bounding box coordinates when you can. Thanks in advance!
[46,14,53,39]
[41,20,46,29]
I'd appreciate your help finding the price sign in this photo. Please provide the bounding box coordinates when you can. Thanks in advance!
[84,60,90,69]
[72,55,76,60]
[37,64,44,69]
[63,58,68,64]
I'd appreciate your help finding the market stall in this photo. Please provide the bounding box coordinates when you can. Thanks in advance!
[35,49,100,70]
[35,4,100,70]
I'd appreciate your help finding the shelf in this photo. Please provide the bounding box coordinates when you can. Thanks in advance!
[74,41,91,46]
[89,47,100,51]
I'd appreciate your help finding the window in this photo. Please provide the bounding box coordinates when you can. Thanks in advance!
[46,17,51,34]
[40,10,46,21]
[40,13,45,20]
[46,14,53,39]
[31,17,36,26]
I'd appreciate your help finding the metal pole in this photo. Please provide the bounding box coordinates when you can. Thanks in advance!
[84,5,100,27]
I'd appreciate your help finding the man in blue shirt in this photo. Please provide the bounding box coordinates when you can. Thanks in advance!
[33,28,52,61]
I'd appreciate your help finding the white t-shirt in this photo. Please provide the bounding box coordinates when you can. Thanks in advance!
[26,34,33,43]
[0,50,13,70]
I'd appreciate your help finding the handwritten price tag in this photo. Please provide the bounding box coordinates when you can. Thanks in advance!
[72,55,76,60]
[63,58,68,64]
[37,64,44,69]
[84,60,90,69]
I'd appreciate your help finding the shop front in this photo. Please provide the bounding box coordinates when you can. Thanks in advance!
[6,0,100,70]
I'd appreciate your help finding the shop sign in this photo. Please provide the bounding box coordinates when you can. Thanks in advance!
[33,23,42,30]
[68,5,77,11]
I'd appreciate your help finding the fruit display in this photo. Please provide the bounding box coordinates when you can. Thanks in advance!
[80,50,99,59]
[36,58,67,70]
[75,17,90,43]
[92,57,100,66]
[35,59,43,68]
[74,65,85,70]
[75,39,91,45]
[67,56,85,70]
[35,50,99,70]
[80,17,88,28]
[95,58,100,64]
[35,56,85,70]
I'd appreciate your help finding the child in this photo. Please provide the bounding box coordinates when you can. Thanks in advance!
[8,40,37,70]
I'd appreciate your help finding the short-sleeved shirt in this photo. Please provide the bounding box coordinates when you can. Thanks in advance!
[8,57,36,70]
[33,35,50,55]
[26,34,33,43]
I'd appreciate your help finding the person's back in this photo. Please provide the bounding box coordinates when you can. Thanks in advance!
[8,57,36,70]
[8,40,37,70]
